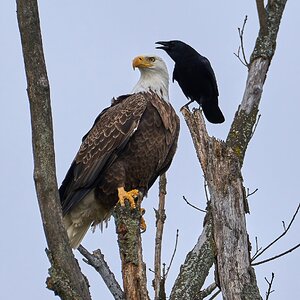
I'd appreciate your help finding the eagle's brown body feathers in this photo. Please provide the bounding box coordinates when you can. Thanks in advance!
[60,91,179,248]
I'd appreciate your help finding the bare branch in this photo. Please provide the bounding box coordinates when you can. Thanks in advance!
[165,229,179,278]
[265,272,275,300]
[252,236,263,260]
[16,1,91,298]
[153,173,167,300]
[256,0,268,35]
[252,203,300,262]
[208,289,221,300]
[234,15,249,68]
[252,243,300,266]
[282,221,286,231]
[78,246,124,300]
[228,0,288,165]
[182,196,206,213]
[246,188,259,198]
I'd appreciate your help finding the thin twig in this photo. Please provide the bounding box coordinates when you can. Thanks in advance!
[282,221,286,231]
[208,289,221,300]
[153,173,167,300]
[182,196,206,213]
[78,245,125,300]
[253,236,263,259]
[265,272,275,300]
[251,203,300,261]
[252,243,300,266]
[234,15,249,68]
[250,114,261,140]
[165,229,179,278]
[246,187,259,198]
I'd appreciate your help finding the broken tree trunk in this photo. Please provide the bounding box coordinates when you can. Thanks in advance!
[114,200,150,300]
[170,1,287,298]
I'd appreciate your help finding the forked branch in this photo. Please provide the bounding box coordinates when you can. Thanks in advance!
[252,203,300,262]
[265,272,275,300]
[78,246,124,300]
[234,15,249,68]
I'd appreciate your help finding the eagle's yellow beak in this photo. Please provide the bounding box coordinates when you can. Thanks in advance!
[132,56,153,70]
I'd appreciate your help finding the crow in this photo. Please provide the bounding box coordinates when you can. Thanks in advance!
[156,40,225,124]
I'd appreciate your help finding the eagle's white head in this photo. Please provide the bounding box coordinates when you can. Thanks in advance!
[131,55,170,102]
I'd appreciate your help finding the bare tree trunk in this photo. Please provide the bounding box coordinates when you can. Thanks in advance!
[181,108,261,299]
[114,200,150,300]
[154,173,167,300]
[170,212,215,300]
[16,1,91,299]
[171,0,287,299]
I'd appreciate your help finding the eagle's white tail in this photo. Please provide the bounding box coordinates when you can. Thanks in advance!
[63,191,112,249]
[64,215,91,249]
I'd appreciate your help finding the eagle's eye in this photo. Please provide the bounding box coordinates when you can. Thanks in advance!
[149,57,156,62]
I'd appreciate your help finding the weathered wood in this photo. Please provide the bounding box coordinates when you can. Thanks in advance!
[16,1,91,299]
[227,0,288,165]
[114,200,150,300]
[207,139,261,299]
[78,246,125,300]
[166,2,287,299]
[154,174,167,300]
[181,108,262,300]
[170,211,215,300]
[226,58,268,165]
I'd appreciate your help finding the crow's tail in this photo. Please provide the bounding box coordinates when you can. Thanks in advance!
[202,101,225,124]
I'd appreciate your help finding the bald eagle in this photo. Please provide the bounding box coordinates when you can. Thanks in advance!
[59,55,180,248]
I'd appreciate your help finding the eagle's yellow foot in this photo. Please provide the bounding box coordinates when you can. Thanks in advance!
[117,187,139,209]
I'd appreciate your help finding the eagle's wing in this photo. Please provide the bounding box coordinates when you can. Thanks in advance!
[147,98,180,189]
[60,94,147,214]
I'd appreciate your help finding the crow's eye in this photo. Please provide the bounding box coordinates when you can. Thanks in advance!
[149,57,156,62]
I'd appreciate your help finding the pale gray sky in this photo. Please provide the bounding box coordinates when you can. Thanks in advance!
[1,1,299,299]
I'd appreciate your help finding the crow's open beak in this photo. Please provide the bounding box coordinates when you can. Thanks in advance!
[155,41,171,50]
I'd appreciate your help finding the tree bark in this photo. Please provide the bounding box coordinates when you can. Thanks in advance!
[170,212,215,300]
[227,0,288,164]
[114,200,150,300]
[181,108,262,300]
[171,1,287,299]
[154,174,167,300]
[16,1,91,299]
[78,246,125,300]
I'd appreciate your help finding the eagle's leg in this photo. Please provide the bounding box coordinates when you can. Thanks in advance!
[117,187,147,231]
[117,187,139,209]
[183,99,194,107]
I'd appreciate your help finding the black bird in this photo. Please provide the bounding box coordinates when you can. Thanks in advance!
[156,40,225,124]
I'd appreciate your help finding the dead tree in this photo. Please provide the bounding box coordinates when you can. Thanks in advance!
[170,1,287,299]
[16,0,91,299]
[17,0,289,299]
